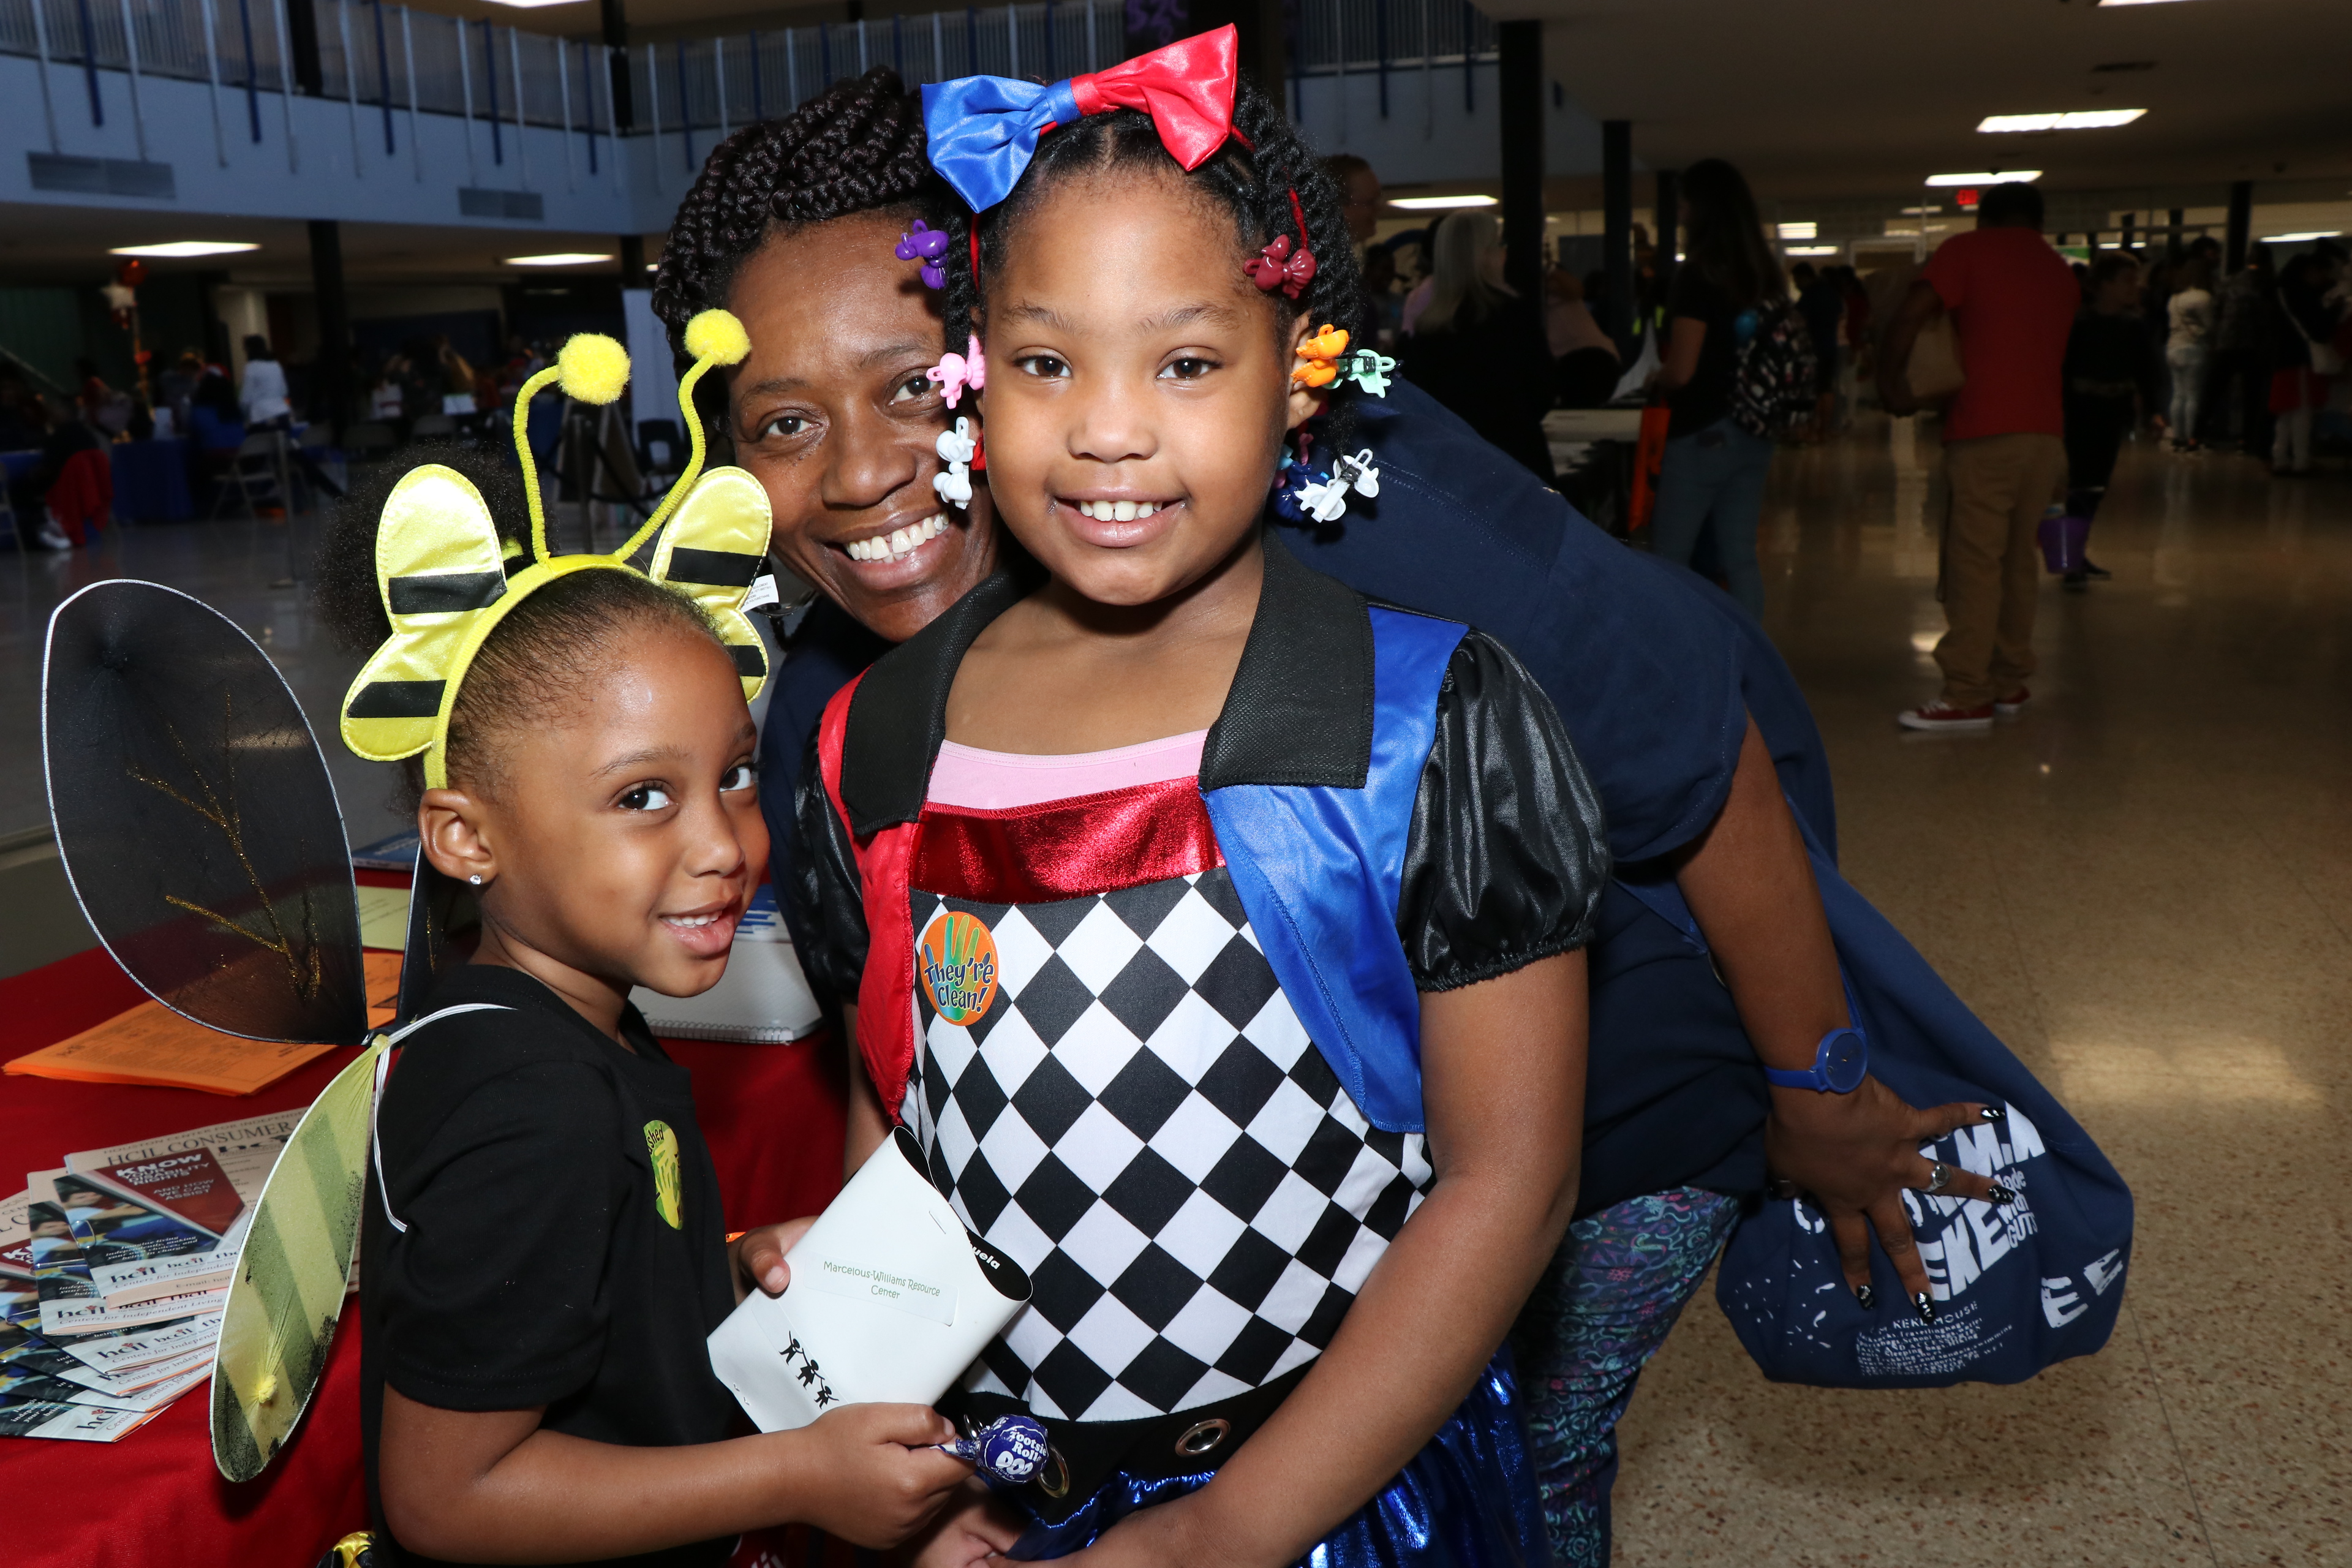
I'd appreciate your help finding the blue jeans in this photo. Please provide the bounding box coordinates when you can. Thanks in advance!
[1649,417,1775,619]
[1512,1187,1744,1567]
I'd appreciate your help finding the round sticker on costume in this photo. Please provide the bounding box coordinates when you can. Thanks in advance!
[920,910,1000,1024]
[644,1120,682,1229]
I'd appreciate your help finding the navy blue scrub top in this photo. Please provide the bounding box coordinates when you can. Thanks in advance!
[758,380,1836,1218]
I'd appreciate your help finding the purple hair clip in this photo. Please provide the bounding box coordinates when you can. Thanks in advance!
[895,219,951,290]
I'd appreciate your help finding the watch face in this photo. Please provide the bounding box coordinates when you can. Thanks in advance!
[1823,1029,1868,1093]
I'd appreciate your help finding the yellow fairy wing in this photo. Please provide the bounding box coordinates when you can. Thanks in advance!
[339,467,510,762]
[647,466,771,701]
[209,1035,385,1481]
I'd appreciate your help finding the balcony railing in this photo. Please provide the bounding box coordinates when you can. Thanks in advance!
[0,0,1496,175]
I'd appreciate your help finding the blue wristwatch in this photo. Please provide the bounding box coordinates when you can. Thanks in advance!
[1763,1027,1869,1093]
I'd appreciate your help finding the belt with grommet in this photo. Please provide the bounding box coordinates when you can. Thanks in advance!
[942,1363,1311,1526]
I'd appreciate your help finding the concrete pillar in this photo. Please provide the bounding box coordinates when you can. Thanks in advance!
[1498,21,1542,298]
[2226,181,2252,271]
[287,0,323,97]
[1602,119,1633,350]
[1183,0,1287,97]
[308,221,353,434]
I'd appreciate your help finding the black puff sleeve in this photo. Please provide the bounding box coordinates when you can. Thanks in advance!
[1398,630,1610,990]
[790,728,870,1003]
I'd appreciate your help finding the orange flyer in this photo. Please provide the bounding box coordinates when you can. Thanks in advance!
[5,951,402,1096]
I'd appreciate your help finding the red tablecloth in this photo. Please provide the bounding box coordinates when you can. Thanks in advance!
[2,943,849,1568]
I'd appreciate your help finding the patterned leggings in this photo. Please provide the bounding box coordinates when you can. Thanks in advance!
[1510,1186,1744,1568]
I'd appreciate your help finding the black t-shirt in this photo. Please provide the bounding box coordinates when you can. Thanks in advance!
[360,965,739,1568]
[1665,269,1746,439]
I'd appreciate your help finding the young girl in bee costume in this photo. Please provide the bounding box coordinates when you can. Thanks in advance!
[322,321,975,1566]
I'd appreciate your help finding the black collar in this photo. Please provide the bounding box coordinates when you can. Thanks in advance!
[838,530,1376,834]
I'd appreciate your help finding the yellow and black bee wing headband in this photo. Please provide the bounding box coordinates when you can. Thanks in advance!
[339,310,770,789]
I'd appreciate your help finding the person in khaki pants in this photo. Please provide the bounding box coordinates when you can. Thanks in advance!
[1879,183,2079,730]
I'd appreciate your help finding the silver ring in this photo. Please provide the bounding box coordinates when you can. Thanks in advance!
[1924,1161,1951,1194]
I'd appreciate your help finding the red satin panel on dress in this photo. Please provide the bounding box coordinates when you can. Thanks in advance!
[913,777,1224,903]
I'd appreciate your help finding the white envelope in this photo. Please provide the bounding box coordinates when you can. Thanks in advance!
[707,1128,1031,1431]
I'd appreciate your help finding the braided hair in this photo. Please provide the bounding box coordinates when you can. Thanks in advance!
[937,74,1363,450]
[650,67,959,437]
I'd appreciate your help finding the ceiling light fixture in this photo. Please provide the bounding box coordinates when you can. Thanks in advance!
[1785,245,1839,256]
[108,240,260,258]
[1777,221,1817,239]
[504,252,615,266]
[2095,1,2200,7]
[1926,171,2040,187]
[1387,194,1497,211]
[1979,110,2146,132]
[2263,231,2343,243]
[478,0,580,9]
[1901,205,1944,216]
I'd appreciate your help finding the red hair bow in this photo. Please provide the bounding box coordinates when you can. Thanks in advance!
[1248,233,1319,300]
[1065,25,1242,172]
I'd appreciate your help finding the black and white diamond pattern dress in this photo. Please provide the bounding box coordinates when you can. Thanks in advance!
[908,850,1433,1423]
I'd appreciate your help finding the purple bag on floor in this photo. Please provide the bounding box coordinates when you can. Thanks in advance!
[2037,511,2091,574]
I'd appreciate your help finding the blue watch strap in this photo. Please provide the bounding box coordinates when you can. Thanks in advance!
[1764,1025,1869,1093]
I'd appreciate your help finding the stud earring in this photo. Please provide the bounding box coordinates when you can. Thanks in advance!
[469,874,483,886]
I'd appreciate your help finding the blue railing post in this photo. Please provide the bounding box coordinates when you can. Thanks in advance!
[582,39,598,174]
[1376,0,1389,119]
[892,11,903,77]
[372,0,394,154]
[676,39,692,170]
[818,21,831,87]
[483,19,503,164]
[1461,4,1472,113]
[749,30,761,119]
[237,0,260,141]
[1042,0,1054,77]
[75,0,104,127]
[965,6,976,77]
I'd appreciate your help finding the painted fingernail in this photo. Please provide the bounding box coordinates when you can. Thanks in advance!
[1854,1283,1875,1309]
[1980,1106,2007,1122]
[1913,1292,1937,1323]
[1988,1183,2016,1205]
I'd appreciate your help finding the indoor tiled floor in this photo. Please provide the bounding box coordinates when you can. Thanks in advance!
[1611,421,2350,1567]
[1,421,2344,1564]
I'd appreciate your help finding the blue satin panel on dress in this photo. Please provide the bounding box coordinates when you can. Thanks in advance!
[1202,606,1466,1135]
[1004,1353,1554,1567]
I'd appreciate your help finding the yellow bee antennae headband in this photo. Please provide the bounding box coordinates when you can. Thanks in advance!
[340,310,771,790]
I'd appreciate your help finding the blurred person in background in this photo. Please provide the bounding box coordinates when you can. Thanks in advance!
[2163,256,2214,453]
[1327,153,1387,350]
[238,336,292,431]
[2206,248,2275,454]
[1792,260,1846,439]
[1646,157,1783,619]
[2062,253,2165,592]
[1545,266,1622,407]
[1880,181,2076,730]
[1396,210,1559,480]
[2269,251,2338,477]
[1399,214,1446,336]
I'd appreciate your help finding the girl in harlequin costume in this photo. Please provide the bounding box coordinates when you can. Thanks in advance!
[314,322,976,1567]
[791,39,1610,1566]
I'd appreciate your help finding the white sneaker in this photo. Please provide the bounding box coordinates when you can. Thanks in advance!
[36,521,73,551]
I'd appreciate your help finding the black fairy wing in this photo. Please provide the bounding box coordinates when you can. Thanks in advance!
[41,579,367,1045]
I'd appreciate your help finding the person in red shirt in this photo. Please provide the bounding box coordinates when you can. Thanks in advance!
[1879,184,2079,730]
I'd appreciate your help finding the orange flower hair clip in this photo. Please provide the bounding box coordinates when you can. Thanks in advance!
[1291,323,1351,389]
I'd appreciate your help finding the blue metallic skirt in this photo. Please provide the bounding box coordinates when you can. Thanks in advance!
[1005,1353,1554,1567]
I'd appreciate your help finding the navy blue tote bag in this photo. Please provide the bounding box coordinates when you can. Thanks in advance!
[1709,832,2135,1387]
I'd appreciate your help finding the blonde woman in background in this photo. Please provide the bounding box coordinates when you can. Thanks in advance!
[1395,211,1561,479]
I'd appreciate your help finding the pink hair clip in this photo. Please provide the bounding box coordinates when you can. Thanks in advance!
[927,335,987,409]
[895,219,951,290]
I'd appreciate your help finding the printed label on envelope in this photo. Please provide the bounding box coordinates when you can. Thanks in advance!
[798,1256,957,1326]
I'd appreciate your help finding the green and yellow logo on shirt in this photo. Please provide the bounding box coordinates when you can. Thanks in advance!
[644,1120,682,1229]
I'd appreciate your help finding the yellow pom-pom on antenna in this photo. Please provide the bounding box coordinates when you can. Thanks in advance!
[556,334,631,404]
[684,309,752,367]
